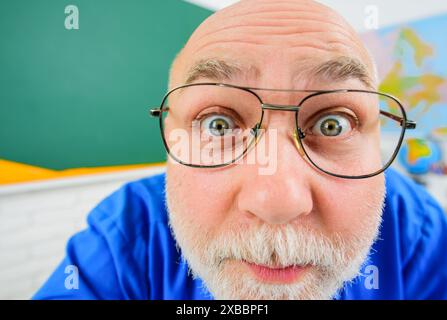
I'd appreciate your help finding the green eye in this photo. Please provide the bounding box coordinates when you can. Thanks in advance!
[312,114,352,137]
[201,115,235,137]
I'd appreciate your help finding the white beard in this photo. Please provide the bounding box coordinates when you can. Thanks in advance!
[166,177,385,300]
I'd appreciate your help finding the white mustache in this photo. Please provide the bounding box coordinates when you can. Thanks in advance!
[204,223,356,270]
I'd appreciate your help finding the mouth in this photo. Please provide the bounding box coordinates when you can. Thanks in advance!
[242,260,310,284]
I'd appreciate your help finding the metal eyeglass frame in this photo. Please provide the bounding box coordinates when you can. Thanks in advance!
[149,82,417,179]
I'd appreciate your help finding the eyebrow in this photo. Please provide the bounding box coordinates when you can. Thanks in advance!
[184,56,375,89]
[184,58,257,84]
[312,56,375,89]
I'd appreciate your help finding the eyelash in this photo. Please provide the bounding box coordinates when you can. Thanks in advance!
[303,109,360,134]
[193,107,243,127]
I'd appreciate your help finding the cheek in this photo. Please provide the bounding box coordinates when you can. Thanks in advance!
[166,163,240,229]
[313,174,385,235]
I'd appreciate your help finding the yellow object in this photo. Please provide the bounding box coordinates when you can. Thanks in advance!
[433,127,447,137]
[406,139,431,164]
[0,159,165,185]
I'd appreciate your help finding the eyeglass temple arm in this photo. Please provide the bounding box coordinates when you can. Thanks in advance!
[149,107,169,117]
[380,110,417,129]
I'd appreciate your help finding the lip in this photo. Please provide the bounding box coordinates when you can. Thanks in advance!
[244,261,309,284]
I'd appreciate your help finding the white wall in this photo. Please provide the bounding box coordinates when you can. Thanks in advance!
[317,0,447,32]
[0,166,165,299]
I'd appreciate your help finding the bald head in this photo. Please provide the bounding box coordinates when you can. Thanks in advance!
[169,0,377,90]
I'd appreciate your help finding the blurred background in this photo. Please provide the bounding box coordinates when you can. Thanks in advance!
[0,0,446,299]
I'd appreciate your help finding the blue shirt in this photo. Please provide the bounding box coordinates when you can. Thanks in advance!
[33,169,447,300]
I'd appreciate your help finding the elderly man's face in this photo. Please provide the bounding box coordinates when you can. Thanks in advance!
[165,0,385,299]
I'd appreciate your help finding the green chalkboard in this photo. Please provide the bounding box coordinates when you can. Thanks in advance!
[0,0,211,170]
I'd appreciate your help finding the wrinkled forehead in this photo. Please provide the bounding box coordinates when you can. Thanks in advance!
[171,0,376,90]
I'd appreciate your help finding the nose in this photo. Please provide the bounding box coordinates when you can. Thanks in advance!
[237,124,314,225]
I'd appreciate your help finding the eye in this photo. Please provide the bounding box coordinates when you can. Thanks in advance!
[200,114,236,137]
[311,114,353,137]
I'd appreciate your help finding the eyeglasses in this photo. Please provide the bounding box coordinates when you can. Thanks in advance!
[149,83,416,179]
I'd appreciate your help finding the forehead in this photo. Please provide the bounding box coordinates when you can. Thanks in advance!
[187,0,358,48]
[175,5,373,90]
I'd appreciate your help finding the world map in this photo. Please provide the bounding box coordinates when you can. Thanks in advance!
[361,13,447,137]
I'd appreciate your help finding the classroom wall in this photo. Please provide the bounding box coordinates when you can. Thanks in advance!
[0,166,165,299]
